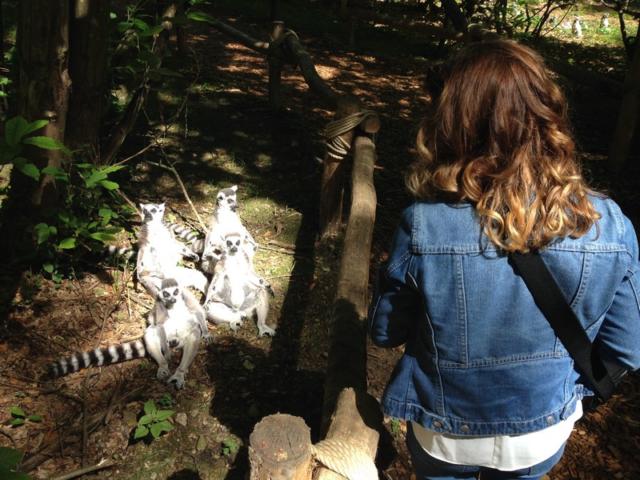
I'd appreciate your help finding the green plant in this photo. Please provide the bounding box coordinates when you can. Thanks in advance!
[221,437,240,457]
[134,400,175,440]
[0,116,68,177]
[389,418,401,437]
[0,447,30,480]
[157,393,174,409]
[8,406,43,427]
[0,116,133,278]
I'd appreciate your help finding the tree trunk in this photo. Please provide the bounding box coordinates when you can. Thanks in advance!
[609,40,640,174]
[0,0,70,255]
[17,1,70,206]
[441,0,468,33]
[66,0,109,153]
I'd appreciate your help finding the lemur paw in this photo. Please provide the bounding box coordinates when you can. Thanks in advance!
[258,325,276,337]
[258,278,275,297]
[229,319,243,331]
[156,366,170,380]
[168,372,185,389]
[185,253,200,262]
[202,333,214,345]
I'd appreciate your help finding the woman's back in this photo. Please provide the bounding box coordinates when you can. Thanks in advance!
[370,38,640,478]
[371,195,640,435]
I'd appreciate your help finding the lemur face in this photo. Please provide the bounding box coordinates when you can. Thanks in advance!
[203,242,225,263]
[159,279,180,308]
[224,233,243,255]
[140,203,165,223]
[216,185,238,211]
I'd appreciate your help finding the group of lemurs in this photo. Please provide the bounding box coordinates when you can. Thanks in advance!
[551,14,610,39]
[47,186,275,389]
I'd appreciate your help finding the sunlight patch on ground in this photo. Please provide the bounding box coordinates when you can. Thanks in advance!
[316,64,340,80]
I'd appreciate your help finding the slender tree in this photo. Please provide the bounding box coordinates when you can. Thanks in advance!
[609,39,640,174]
[16,0,71,207]
[66,0,110,153]
[0,0,71,256]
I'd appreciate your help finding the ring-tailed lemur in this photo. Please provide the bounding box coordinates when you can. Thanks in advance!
[137,203,208,296]
[166,222,206,255]
[102,245,136,262]
[201,186,257,274]
[100,222,205,265]
[205,233,275,337]
[46,278,213,389]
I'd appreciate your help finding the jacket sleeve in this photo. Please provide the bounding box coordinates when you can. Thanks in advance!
[595,214,640,371]
[368,206,422,348]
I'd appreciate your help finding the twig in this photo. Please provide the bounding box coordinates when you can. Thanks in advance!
[103,380,123,426]
[50,459,115,480]
[81,379,89,467]
[116,189,141,216]
[145,160,207,231]
[260,244,301,256]
[112,141,156,167]
[128,294,152,311]
[22,386,144,472]
[0,427,16,447]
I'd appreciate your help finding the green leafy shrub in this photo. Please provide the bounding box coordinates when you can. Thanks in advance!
[134,400,175,441]
[0,447,30,480]
[0,116,133,278]
[8,406,43,427]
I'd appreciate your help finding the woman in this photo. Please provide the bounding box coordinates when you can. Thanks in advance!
[369,40,640,480]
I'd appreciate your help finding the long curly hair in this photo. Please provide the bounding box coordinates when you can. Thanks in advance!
[406,40,600,253]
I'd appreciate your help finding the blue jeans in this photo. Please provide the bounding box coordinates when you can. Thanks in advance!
[407,423,566,480]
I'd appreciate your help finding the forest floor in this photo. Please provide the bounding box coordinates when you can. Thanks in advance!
[1,2,639,480]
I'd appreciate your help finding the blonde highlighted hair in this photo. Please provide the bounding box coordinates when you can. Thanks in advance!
[407,40,599,253]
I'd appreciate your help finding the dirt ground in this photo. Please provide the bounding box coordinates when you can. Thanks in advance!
[1,3,639,480]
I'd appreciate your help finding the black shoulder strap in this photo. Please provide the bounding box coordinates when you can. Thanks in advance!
[510,252,623,401]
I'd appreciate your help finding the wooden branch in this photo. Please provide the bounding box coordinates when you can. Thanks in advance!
[248,414,313,479]
[317,135,380,476]
[145,160,207,231]
[282,34,340,109]
[316,388,380,480]
[322,134,377,421]
[268,21,285,110]
[204,17,269,53]
[50,459,115,480]
[101,84,150,165]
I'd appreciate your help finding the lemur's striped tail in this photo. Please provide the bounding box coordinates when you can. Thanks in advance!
[167,222,205,254]
[167,222,204,243]
[102,245,136,262]
[46,339,147,379]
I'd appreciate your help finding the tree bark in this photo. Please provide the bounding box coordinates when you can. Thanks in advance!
[441,0,468,33]
[0,0,70,255]
[609,40,640,174]
[66,0,109,153]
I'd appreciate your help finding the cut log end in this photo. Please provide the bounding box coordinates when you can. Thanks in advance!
[249,413,314,480]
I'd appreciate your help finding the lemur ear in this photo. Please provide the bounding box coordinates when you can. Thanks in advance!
[230,185,238,192]
[139,203,148,220]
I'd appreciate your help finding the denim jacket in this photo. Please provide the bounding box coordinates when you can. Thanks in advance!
[369,196,640,436]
